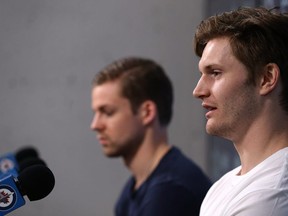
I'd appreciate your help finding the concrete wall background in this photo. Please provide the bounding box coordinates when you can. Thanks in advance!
[0,0,206,215]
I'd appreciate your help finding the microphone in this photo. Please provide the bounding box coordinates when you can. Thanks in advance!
[15,147,38,163]
[18,158,46,173]
[0,147,40,178]
[0,164,55,215]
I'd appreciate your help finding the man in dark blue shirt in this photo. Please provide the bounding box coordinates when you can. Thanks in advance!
[90,57,211,216]
[116,146,211,216]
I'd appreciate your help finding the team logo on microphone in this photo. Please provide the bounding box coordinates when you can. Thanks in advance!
[0,159,15,174]
[0,185,17,211]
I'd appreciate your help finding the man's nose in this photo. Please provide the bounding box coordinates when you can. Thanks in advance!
[90,114,104,131]
[193,77,209,99]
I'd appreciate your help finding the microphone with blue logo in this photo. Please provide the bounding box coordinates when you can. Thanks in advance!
[0,164,55,215]
[0,147,45,179]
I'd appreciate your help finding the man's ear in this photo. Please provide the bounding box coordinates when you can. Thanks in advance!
[259,63,280,96]
[139,100,157,125]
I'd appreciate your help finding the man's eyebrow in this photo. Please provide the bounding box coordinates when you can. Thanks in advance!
[204,63,222,69]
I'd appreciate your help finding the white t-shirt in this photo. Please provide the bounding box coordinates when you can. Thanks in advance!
[200,147,288,216]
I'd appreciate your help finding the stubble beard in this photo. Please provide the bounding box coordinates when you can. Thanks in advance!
[206,80,258,141]
[104,132,145,161]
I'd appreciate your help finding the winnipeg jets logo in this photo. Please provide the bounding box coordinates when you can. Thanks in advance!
[0,185,16,211]
[0,159,14,173]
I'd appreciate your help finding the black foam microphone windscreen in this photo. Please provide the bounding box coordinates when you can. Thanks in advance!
[17,164,55,201]
[18,158,47,172]
[15,147,39,163]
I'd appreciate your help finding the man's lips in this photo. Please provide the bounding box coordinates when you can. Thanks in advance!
[97,135,109,145]
[202,103,217,118]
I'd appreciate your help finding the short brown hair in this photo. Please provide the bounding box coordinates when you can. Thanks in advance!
[194,7,288,113]
[92,57,173,126]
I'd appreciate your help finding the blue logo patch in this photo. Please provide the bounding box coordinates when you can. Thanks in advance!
[0,185,17,211]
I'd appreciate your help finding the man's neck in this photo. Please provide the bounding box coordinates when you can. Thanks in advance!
[125,141,171,190]
[234,114,288,175]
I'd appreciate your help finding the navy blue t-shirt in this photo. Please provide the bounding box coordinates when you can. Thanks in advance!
[115,146,211,216]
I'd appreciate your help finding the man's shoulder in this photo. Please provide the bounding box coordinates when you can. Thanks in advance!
[148,159,212,193]
[159,146,211,180]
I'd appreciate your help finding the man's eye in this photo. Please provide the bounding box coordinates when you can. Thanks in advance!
[210,70,221,77]
[104,110,114,116]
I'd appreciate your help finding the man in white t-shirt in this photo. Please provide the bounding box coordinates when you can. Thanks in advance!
[193,6,288,216]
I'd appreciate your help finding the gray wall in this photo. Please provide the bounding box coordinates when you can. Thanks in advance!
[0,0,206,215]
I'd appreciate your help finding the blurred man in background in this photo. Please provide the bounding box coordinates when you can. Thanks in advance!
[91,57,211,216]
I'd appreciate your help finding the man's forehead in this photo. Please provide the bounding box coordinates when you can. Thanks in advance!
[199,38,233,68]
[92,83,129,107]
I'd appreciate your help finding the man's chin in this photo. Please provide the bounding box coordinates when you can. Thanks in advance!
[106,154,120,158]
[206,124,220,136]
[103,151,122,158]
